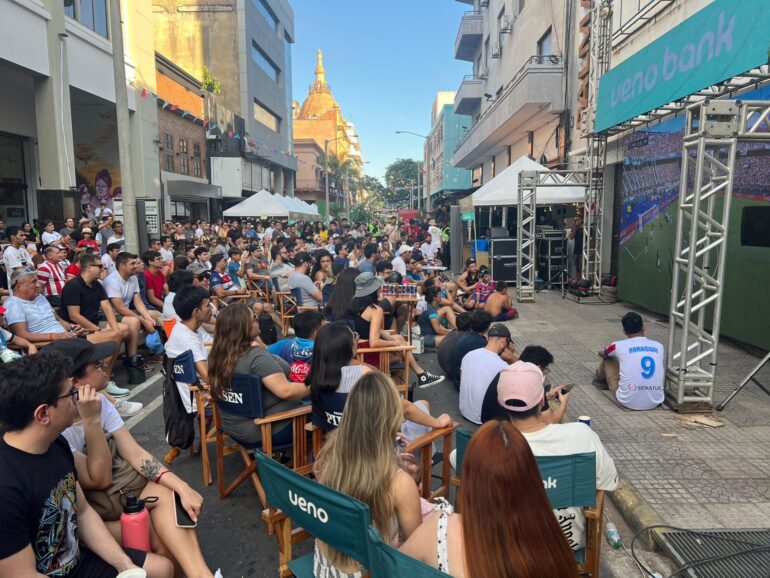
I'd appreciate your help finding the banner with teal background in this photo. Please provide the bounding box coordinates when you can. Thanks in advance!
[596,0,770,132]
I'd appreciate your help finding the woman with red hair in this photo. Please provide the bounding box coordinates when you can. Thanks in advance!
[400,420,579,578]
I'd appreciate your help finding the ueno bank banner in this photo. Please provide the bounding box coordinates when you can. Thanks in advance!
[596,0,770,132]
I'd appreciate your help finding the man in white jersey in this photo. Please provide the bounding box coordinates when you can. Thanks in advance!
[595,312,665,410]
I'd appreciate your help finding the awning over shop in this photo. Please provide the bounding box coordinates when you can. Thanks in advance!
[471,156,584,207]
[162,171,222,200]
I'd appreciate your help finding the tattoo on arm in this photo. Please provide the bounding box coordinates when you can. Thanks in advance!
[140,458,163,481]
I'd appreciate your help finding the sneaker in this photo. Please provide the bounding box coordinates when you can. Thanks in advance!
[105,381,130,397]
[214,570,223,578]
[114,399,143,417]
[417,371,445,389]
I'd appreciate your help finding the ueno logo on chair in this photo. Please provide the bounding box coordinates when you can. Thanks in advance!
[288,490,329,523]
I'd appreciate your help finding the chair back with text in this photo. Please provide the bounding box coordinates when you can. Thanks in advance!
[169,350,198,385]
[367,527,450,578]
[535,452,596,510]
[216,373,265,421]
[310,391,349,432]
[256,451,375,571]
[290,287,304,308]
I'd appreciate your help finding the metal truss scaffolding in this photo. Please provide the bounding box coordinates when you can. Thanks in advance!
[666,99,770,408]
[516,170,589,303]
[583,1,613,293]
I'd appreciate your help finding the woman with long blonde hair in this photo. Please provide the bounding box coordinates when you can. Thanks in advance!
[314,371,422,577]
[400,420,579,578]
[207,303,308,445]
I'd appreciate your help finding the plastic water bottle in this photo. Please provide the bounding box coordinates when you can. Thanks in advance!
[605,522,622,549]
[121,494,152,552]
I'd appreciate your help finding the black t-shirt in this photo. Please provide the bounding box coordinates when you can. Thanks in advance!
[450,332,487,386]
[437,330,462,376]
[226,229,241,244]
[480,372,551,423]
[60,276,108,324]
[0,436,81,575]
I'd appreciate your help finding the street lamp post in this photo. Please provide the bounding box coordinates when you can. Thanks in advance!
[395,130,429,213]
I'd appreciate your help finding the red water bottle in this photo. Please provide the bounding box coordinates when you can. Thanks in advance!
[121,494,152,552]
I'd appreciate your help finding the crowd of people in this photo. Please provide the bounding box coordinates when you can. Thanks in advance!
[0,210,671,577]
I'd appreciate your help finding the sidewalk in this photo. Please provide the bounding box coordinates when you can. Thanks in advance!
[419,290,770,547]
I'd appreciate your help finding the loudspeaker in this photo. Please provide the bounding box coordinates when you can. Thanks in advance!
[741,206,770,247]
[492,255,519,282]
[491,238,517,256]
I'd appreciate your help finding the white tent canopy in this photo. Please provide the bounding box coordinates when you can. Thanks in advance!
[223,189,290,218]
[471,156,585,207]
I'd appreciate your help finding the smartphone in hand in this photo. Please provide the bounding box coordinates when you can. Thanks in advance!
[173,491,197,528]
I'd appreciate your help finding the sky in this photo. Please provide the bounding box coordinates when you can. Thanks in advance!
[291,0,471,182]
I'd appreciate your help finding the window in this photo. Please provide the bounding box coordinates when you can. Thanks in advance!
[180,155,189,175]
[518,0,526,14]
[63,0,108,38]
[538,28,553,56]
[193,142,201,158]
[254,100,280,132]
[165,154,174,172]
[252,0,278,32]
[193,158,202,178]
[179,139,188,154]
[497,7,506,49]
[251,42,280,82]
[491,157,496,178]
[164,133,173,152]
[484,37,491,72]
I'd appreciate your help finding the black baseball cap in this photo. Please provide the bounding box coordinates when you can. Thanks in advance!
[40,339,117,376]
[488,324,512,339]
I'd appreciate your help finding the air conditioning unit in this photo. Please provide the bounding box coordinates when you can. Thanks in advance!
[492,42,501,58]
[479,0,489,7]
[500,15,513,32]
[478,66,488,80]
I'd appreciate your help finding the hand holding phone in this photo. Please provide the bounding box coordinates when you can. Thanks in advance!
[173,491,198,528]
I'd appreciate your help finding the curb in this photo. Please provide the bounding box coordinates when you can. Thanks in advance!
[609,479,666,550]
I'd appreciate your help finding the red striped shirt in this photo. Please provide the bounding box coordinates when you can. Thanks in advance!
[37,260,67,297]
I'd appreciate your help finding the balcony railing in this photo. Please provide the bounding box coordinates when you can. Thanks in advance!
[455,10,484,61]
[454,54,563,153]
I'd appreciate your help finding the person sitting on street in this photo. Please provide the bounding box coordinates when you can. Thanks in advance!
[401,420,580,578]
[209,253,246,303]
[42,339,217,578]
[458,323,515,424]
[437,312,470,377]
[314,371,423,575]
[595,311,665,410]
[484,280,518,321]
[207,303,309,447]
[0,353,173,578]
[454,258,480,305]
[464,267,494,309]
[416,286,455,347]
[450,310,495,388]
[142,250,169,312]
[103,252,162,338]
[36,244,68,308]
[267,309,323,383]
[492,360,618,552]
[481,345,569,425]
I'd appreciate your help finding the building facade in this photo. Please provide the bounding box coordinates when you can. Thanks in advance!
[424,92,473,207]
[0,0,160,232]
[452,0,573,187]
[153,0,297,202]
[155,53,221,224]
[293,139,324,203]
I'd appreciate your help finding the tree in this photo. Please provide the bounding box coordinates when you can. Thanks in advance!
[316,152,361,218]
[384,158,421,208]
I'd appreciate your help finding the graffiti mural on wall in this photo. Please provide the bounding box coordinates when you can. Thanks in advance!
[72,101,122,214]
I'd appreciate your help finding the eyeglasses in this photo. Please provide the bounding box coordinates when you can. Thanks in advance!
[56,386,79,402]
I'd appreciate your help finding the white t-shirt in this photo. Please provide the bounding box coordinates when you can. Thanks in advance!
[101,253,116,277]
[391,256,407,276]
[41,231,63,246]
[103,271,139,307]
[164,322,208,414]
[604,336,665,410]
[159,247,174,263]
[523,423,618,550]
[459,348,507,424]
[162,293,213,344]
[62,394,124,453]
[420,242,437,261]
[2,245,32,288]
[4,294,65,334]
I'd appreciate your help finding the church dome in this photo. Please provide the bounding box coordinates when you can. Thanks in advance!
[298,49,339,119]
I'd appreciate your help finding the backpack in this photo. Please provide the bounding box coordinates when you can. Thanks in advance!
[259,312,279,345]
[162,356,195,449]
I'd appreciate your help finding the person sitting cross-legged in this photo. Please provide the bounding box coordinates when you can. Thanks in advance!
[0,354,173,578]
[401,420,580,578]
[483,280,518,321]
[39,339,218,578]
[595,311,665,410]
[416,286,455,348]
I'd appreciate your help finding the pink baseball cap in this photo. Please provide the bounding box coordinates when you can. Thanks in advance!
[497,361,545,412]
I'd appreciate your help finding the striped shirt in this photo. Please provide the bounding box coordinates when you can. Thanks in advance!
[36,260,67,297]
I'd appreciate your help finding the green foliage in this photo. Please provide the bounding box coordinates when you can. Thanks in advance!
[202,66,222,95]
[384,158,421,207]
